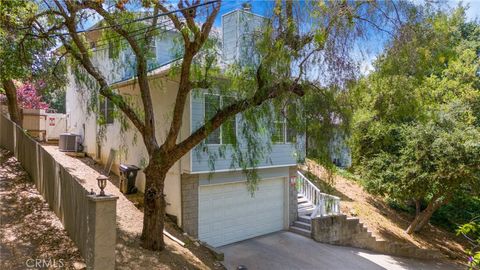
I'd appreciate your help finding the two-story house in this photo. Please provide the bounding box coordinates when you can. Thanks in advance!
[65,8,305,247]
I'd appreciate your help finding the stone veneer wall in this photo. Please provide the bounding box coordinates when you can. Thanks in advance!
[181,173,199,237]
[289,166,298,225]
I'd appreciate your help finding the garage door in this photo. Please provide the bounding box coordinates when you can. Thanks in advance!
[198,177,285,247]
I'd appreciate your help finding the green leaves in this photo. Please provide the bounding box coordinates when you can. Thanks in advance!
[457,219,480,269]
[350,7,480,223]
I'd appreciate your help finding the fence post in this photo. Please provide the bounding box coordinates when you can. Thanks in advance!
[86,195,118,270]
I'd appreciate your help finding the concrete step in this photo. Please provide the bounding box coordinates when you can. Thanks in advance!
[298,215,311,223]
[298,204,315,210]
[293,221,311,230]
[297,198,309,204]
[298,205,313,211]
[289,226,311,237]
[298,208,314,216]
[298,200,312,207]
[346,217,360,222]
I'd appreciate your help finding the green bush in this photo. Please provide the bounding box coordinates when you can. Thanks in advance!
[432,195,480,232]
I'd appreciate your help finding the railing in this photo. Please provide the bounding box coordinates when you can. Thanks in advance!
[297,171,341,217]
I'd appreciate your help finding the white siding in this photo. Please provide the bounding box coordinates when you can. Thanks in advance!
[189,90,305,173]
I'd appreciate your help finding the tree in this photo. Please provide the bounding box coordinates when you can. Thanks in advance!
[0,0,66,123]
[15,82,50,110]
[0,81,50,110]
[31,0,399,250]
[350,7,480,234]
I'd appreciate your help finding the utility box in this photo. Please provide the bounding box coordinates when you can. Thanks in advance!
[46,113,67,141]
[119,164,140,194]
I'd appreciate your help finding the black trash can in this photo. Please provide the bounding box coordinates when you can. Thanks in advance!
[119,164,140,194]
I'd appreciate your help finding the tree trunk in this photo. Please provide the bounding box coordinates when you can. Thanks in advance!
[2,79,21,125]
[406,199,442,234]
[415,199,421,216]
[140,154,168,250]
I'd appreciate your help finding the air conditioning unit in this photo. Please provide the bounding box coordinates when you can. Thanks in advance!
[59,133,82,152]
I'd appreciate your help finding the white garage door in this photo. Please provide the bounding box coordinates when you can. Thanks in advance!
[198,177,285,247]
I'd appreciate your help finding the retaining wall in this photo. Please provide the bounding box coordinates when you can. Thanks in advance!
[0,115,117,269]
[311,215,444,260]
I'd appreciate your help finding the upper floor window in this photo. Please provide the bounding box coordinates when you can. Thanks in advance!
[99,96,114,124]
[272,112,296,144]
[205,94,237,145]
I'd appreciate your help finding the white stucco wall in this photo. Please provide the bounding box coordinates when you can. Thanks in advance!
[65,70,189,225]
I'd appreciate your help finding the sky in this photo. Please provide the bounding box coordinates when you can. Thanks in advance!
[83,0,479,75]
[215,0,480,74]
[447,0,480,21]
[215,0,480,24]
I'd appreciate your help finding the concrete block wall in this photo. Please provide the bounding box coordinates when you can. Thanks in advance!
[86,195,118,270]
[181,173,199,237]
[0,115,118,270]
[311,215,444,260]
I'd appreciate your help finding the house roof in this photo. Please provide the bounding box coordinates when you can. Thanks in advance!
[110,57,182,88]
[109,26,223,88]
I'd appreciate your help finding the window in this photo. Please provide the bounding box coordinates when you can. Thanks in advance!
[99,96,114,124]
[205,94,237,145]
[221,96,236,144]
[272,111,296,144]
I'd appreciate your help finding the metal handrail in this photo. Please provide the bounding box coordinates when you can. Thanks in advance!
[296,171,341,217]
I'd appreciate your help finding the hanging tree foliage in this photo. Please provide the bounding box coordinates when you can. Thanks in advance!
[26,0,402,250]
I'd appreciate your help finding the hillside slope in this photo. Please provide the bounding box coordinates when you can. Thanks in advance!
[304,159,468,263]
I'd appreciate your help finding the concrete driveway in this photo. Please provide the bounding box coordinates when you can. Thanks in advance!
[219,231,463,270]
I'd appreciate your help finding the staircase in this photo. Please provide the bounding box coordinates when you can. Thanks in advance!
[289,171,445,260]
[290,171,340,237]
[289,193,313,237]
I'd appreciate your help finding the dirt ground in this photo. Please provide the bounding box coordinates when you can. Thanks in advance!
[40,145,224,270]
[304,159,468,264]
[0,149,86,269]
[75,155,224,270]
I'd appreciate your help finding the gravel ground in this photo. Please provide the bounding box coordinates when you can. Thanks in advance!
[40,145,224,270]
[0,149,86,270]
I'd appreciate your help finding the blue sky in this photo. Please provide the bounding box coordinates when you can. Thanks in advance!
[84,0,478,74]
[447,0,480,21]
[214,0,479,74]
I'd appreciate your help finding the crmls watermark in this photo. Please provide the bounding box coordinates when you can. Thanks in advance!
[25,258,65,269]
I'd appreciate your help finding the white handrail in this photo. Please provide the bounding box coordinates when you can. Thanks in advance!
[296,171,341,217]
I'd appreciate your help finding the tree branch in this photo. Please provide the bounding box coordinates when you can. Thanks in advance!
[85,1,158,149]
[157,3,190,46]
[162,0,221,149]
[170,81,305,162]
[51,0,146,135]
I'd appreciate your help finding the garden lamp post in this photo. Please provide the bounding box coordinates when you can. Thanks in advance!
[97,175,108,196]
